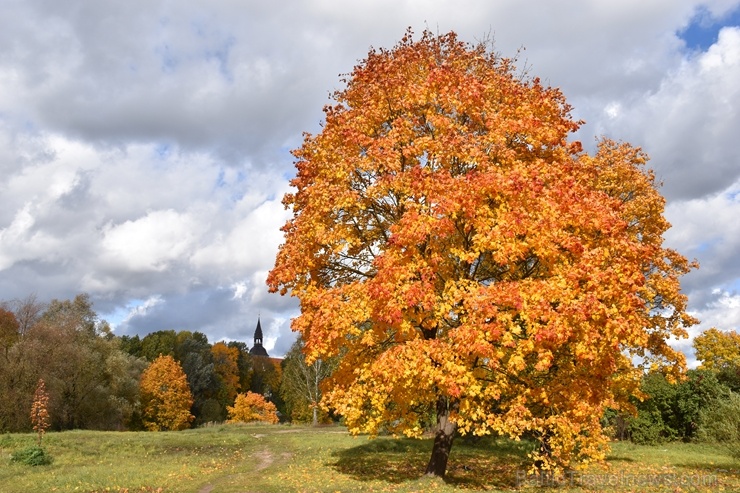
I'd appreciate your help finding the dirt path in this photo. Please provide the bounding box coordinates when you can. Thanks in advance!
[197,449,276,493]
[252,449,274,471]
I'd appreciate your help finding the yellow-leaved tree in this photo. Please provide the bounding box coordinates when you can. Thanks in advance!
[268,30,696,477]
[140,355,194,431]
[694,328,740,372]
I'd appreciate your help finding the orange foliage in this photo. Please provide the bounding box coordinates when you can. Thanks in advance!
[268,29,696,473]
[227,391,278,424]
[211,342,241,403]
[30,378,50,446]
[140,355,194,431]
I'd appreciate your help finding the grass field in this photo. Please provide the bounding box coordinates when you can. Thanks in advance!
[1,424,737,492]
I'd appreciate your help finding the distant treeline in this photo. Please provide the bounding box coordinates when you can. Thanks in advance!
[607,327,740,451]
[0,293,321,432]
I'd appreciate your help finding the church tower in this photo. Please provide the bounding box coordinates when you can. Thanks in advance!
[249,317,269,357]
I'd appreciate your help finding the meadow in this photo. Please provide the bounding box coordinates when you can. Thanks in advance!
[1,424,737,492]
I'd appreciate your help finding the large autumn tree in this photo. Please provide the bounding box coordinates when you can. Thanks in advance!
[268,30,696,477]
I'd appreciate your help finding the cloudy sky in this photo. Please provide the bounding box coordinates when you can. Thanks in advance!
[1,1,739,361]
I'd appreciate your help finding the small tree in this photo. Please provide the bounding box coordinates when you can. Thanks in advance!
[30,379,50,446]
[140,355,194,431]
[280,337,335,425]
[227,392,278,424]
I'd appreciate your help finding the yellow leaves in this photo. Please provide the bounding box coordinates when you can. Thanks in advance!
[574,342,596,362]
[140,355,194,431]
[534,350,553,372]
[227,392,279,424]
[693,327,740,371]
[508,354,526,372]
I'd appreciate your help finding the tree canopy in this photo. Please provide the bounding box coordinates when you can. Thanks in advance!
[693,327,740,391]
[227,391,279,424]
[694,328,740,372]
[268,29,696,476]
[140,355,195,431]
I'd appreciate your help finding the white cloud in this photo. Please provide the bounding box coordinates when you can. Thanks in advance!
[231,281,247,300]
[665,178,740,296]
[1,0,739,356]
[119,296,165,327]
[101,210,197,272]
[0,205,40,270]
[189,196,290,275]
[603,26,740,200]
[692,289,740,332]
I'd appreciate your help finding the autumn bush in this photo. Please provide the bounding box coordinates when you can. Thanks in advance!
[227,391,279,424]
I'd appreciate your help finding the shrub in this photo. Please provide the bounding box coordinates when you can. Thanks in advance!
[628,370,730,444]
[629,410,671,445]
[698,392,740,459]
[10,445,53,466]
[227,392,278,424]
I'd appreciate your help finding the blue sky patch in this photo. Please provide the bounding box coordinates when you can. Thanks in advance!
[679,5,740,52]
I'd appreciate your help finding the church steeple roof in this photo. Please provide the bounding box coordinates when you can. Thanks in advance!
[249,317,269,357]
[254,318,263,345]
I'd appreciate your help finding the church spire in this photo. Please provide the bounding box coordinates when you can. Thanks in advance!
[249,316,269,357]
[254,317,263,346]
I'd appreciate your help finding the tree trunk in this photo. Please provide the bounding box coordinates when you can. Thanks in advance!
[425,397,458,478]
[312,405,318,426]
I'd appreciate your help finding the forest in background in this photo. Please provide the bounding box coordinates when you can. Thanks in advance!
[0,293,327,432]
[1,291,739,457]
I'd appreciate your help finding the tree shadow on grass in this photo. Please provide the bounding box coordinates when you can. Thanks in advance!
[676,461,740,474]
[331,435,531,489]
[331,437,428,484]
[604,455,636,463]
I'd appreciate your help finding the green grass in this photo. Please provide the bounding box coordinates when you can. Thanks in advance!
[1,425,737,492]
